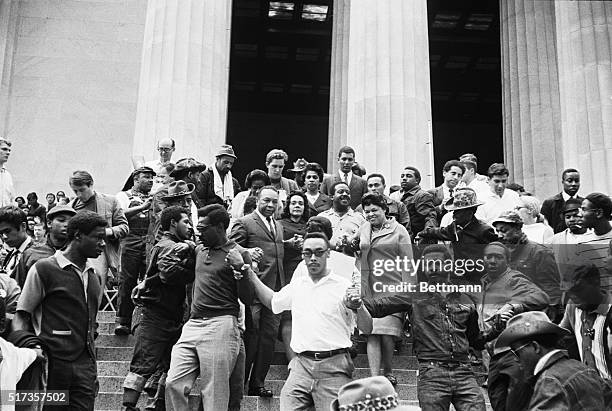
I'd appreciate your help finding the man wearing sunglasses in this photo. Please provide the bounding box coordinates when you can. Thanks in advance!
[246,231,372,411]
[496,311,611,410]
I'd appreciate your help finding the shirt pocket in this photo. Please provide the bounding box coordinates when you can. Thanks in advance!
[52,330,72,336]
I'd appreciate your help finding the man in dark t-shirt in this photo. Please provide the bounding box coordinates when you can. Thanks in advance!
[166,204,254,411]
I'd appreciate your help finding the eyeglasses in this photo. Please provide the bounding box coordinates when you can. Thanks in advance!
[302,249,328,258]
[158,147,173,152]
[510,341,532,359]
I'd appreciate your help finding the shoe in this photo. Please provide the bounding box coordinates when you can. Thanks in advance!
[384,374,398,386]
[114,324,130,336]
[248,387,273,397]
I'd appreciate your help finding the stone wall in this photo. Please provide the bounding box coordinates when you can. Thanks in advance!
[0,0,146,197]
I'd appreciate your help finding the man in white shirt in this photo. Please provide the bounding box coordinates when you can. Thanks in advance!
[320,146,368,210]
[475,163,522,225]
[145,138,175,174]
[247,232,372,411]
[0,139,14,208]
[457,155,489,199]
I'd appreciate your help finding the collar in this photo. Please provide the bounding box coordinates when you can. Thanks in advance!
[339,170,353,180]
[54,250,94,273]
[161,231,181,242]
[482,267,512,285]
[329,207,355,217]
[402,185,421,195]
[255,209,273,223]
[534,349,564,375]
[561,191,577,202]
[46,234,67,251]
[300,269,342,286]
[206,239,236,252]
[17,236,32,253]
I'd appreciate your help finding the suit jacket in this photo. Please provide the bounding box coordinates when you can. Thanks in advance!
[71,192,128,269]
[307,192,333,216]
[230,212,285,291]
[320,173,368,210]
[541,193,584,234]
[428,185,449,222]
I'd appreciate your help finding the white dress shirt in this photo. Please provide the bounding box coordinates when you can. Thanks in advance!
[271,271,355,353]
[339,170,353,186]
[0,166,15,208]
[475,189,522,225]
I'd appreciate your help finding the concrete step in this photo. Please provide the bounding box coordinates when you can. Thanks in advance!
[97,360,418,384]
[95,392,423,411]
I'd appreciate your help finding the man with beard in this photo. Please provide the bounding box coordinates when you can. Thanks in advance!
[416,188,497,283]
[480,242,549,411]
[165,204,253,411]
[364,244,494,411]
[541,168,582,233]
[123,206,195,411]
[12,205,76,289]
[319,181,366,254]
[475,163,522,225]
[114,166,156,335]
[196,144,241,208]
[389,166,437,239]
[230,186,284,397]
[14,211,107,410]
[321,146,368,210]
[492,211,562,321]
[429,160,465,222]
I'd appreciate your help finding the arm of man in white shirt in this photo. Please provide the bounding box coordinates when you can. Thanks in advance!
[344,286,373,334]
[247,268,275,310]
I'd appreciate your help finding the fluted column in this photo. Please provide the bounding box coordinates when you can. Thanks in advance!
[328,0,434,188]
[500,0,563,198]
[132,0,233,163]
[555,0,612,195]
[0,0,20,135]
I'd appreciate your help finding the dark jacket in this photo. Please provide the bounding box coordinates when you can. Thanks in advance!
[196,167,241,208]
[527,350,612,410]
[365,287,496,363]
[541,193,584,234]
[418,216,497,276]
[307,192,332,216]
[391,185,438,236]
[140,232,195,322]
[507,235,562,305]
[13,236,67,288]
[320,172,368,210]
[230,212,285,291]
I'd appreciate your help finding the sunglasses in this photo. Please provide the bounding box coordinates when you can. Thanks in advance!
[302,249,328,258]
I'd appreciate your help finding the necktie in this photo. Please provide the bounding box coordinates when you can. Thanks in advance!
[4,249,19,275]
[266,216,275,236]
[449,188,454,198]
[343,173,349,184]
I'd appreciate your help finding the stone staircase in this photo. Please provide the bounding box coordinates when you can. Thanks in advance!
[94,311,490,410]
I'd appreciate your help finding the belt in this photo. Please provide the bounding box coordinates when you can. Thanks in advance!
[419,361,468,368]
[299,348,350,360]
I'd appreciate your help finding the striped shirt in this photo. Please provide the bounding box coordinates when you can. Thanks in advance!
[576,230,612,291]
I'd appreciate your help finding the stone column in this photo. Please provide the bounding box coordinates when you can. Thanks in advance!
[0,0,20,135]
[328,0,435,188]
[132,0,233,163]
[500,0,563,198]
[555,0,612,195]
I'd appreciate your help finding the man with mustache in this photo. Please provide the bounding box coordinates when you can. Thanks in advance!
[14,211,108,410]
[230,185,285,397]
[319,181,366,254]
[123,206,196,410]
[114,166,156,336]
[12,205,76,289]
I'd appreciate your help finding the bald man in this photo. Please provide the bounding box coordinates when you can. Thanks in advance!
[145,138,176,175]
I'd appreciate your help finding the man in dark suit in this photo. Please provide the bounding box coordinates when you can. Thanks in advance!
[320,146,368,210]
[428,160,465,222]
[230,186,285,397]
[541,168,582,233]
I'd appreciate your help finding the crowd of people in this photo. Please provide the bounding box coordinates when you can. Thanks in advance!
[0,135,611,411]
